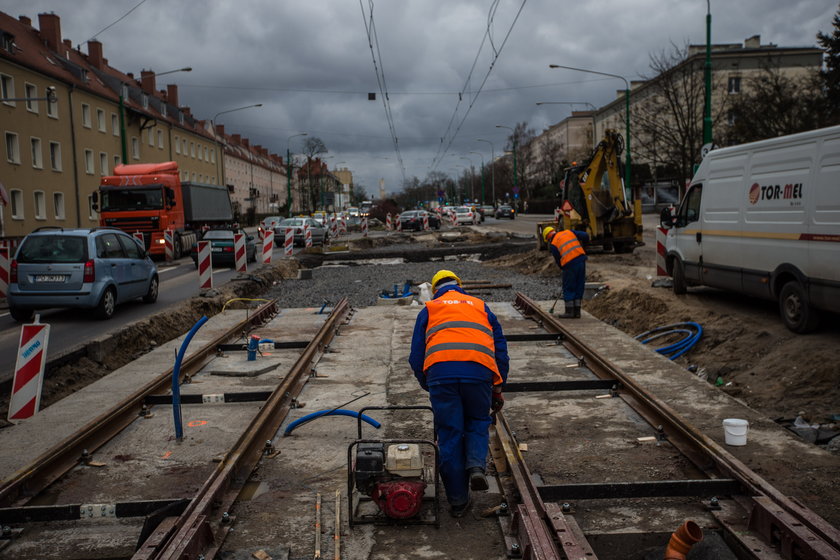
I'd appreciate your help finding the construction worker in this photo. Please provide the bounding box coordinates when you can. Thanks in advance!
[543,226,590,318]
[409,269,509,517]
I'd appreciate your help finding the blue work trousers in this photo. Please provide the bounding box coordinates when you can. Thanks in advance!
[562,257,586,302]
[428,380,492,506]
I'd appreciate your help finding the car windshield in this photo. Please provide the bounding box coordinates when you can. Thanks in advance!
[203,230,236,240]
[500,205,512,210]
[100,186,164,211]
[279,218,304,227]
[455,207,470,213]
[17,235,88,263]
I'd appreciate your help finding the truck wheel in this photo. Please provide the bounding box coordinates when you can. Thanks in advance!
[143,276,159,304]
[173,236,183,259]
[95,287,117,320]
[9,307,34,323]
[672,258,688,295]
[779,281,820,333]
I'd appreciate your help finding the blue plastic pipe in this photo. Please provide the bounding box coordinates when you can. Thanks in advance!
[283,409,381,436]
[173,315,209,440]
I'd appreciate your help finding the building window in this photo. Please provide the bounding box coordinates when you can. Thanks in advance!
[148,129,154,146]
[160,104,167,118]
[44,88,58,118]
[121,83,128,98]
[54,192,65,220]
[182,139,187,153]
[112,113,119,135]
[175,135,180,154]
[210,149,215,163]
[81,103,91,127]
[25,83,38,113]
[190,142,195,157]
[100,152,108,175]
[50,141,62,170]
[11,189,23,219]
[31,137,43,168]
[157,130,164,148]
[84,149,94,174]
[192,172,196,181]
[132,137,140,159]
[88,194,97,219]
[178,112,184,125]
[1,73,14,106]
[198,144,203,161]
[142,93,149,109]
[114,154,120,168]
[97,108,106,131]
[5,132,20,164]
[728,76,741,94]
[34,190,46,219]
[204,146,208,160]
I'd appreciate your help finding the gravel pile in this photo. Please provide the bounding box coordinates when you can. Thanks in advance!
[264,254,560,309]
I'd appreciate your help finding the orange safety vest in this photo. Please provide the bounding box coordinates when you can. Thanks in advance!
[551,229,585,267]
[423,291,502,385]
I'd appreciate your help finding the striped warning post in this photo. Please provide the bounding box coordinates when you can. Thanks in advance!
[164,229,174,262]
[386,213,392,231]
[423,214,429,231]
[284,227,294,256]
[362,217,368,237]
[234,233,247,273]
[8,321,50,422]
[330,214,338,239]
[339,215,347,235]
[197,240,213,289]
[554,207,561,222]
[450,211,457,226]
[0,245,9,298]
[262,230,274,264]
[656,227,668,276]
[304,222,312,248]
[396,216,402,232]
[132,232,145,250]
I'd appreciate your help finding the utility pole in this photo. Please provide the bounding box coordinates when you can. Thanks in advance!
[286,133,307,216]
[476,138,495,205]
[703,1,713,146]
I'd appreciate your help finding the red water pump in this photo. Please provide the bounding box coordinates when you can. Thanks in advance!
[354,442,427,519]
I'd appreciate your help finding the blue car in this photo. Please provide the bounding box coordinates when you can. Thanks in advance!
[8,227,159,322]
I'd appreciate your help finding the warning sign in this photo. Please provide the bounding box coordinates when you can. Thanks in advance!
[9,321,50,422]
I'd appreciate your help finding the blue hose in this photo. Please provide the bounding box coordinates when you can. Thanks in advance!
[173,315,209,440]
[635,322,702,360]
[283,409,381,436]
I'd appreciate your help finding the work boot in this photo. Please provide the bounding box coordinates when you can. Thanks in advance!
[468,467,489,491]
[573,300,582,318]
[450,495,472,518]
[556,302,575,318]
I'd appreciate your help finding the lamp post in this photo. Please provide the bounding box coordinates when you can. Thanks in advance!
[496,125,518,203]
[703,0,713,146]
[549,64,631,190]
[476,138,495,205]
[211,103,263,128]
[459,156,476,202]
[536,101,598,148]
[286,133,307,216]
[469,151,485,205]
[211,103,263,216]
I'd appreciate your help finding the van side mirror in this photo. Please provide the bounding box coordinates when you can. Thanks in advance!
[660,206,675,229]
[166,187,176,207]
[92,192,99,203]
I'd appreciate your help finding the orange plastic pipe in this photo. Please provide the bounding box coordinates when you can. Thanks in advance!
[664,520,703,559]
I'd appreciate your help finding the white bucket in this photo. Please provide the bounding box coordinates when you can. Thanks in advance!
[723,418,749,446]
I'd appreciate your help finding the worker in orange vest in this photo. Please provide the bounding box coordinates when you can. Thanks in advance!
[543,226,590,318]
[409,269,509,517]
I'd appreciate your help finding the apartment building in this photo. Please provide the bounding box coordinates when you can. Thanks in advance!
[219,127,288,220]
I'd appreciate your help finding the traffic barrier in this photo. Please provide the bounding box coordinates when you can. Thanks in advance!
[330,214,338,238]
[304,222,312,248]
[262,229,274,264]
[0,245,8,298]
[362,217,368,237]
[396,217,402,232]
[9,320,50,422]
[386,213,392,231]
[132,232,145,250]
[234,233,247,273]
[197,241,213,289]
[423,214,429,231]
[554,207,561,222]
[340,215,347,235]
[164,229,174,262]
[450,211,457,226]
[656,227,668,276]
[285,227,294,256]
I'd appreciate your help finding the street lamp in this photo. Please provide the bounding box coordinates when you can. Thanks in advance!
[286,133,307,216]
[476,138,495,205]
[549,64,631,190]
[469,151,485,205]
[496,125,518,203]
[211,103,263,216]
[211,103,263,127]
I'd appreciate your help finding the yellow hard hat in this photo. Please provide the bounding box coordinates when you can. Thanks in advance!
[431,269,461,290]
[542,226,556,242]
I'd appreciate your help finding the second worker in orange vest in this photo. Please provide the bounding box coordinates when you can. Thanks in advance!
[543,226,590,318]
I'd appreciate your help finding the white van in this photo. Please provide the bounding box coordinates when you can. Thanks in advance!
[660,125,840,333]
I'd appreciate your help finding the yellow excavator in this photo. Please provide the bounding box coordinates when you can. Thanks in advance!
[538,130,643,252]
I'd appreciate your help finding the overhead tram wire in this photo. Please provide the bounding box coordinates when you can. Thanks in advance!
[429,0,528,175]
[359,0,407,186]
[81,0,151,46]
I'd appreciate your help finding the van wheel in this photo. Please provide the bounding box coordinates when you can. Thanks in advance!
[95,287,117,320]
[672,258,687,295]
[143,276,159,304]
[9,307,34,323]
[779,281,819,333]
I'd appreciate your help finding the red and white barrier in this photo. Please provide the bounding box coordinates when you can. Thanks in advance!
[8,320,50,422]
[330,214,338,239]
[262,230,274,264]
[0,245,9,298]
[304,222,312,248]
[386,213,392,231]
[656,226,668,276]
[396,217,402,232]
[132,232,145,249]
[554,207,561,222]
[362,217,368,237]
[423,214,430,231]
[340,216,347,235]
[450,211,457,227]
[284,227,294,256]
[164,229,174,262]
[234,233,247,273]
[197,241,213,289]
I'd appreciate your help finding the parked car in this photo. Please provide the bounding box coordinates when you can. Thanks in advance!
[275,217,329,246]
[480,205,495,219]
[7,226,159,322]
[495,205,515,219]
[453,206,479,225]
[190,228,257,268]
[347,207,360,217]
[398,210,441,231]
[311,211,328,226]
[259,216,284,237]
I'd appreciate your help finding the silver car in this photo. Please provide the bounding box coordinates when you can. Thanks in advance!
[7,227,159,322]
[275,217,329,246]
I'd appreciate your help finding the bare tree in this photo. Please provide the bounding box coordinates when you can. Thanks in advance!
[817,5,840,125]
[300,137,328,211]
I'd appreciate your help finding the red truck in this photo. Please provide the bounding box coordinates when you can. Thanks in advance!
[95,161,234,258]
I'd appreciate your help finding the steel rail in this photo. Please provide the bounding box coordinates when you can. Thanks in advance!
[136,297,351,560]
[0,301,280,509]
[514,292,840,559]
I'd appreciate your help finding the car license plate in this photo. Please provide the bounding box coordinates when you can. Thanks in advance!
[212,247,223,252]
[35,274,66,283]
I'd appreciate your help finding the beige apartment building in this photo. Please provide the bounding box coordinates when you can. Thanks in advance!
[220,129,289,220]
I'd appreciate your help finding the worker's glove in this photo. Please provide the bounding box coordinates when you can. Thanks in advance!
[414,371,429,392]
[491,391,504,412]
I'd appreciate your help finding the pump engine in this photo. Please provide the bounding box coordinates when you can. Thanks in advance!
[354,442,427,519]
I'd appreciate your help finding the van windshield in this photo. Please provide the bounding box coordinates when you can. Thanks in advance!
[100,186,164,211]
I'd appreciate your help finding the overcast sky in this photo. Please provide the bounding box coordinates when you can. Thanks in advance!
[6,0,837,195]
